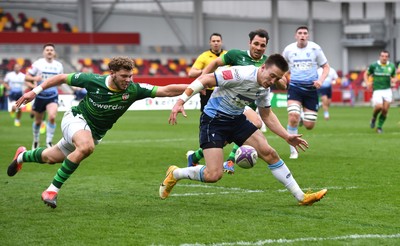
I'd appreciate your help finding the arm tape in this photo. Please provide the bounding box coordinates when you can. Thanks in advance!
[32,85,43,95]
[178,79,205,103]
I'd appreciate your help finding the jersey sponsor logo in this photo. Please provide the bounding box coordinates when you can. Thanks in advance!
[74,73,82,79]
[222,70,233,80]
[233,94,253,107]
[89,97,125,110]
[233,68,241,81]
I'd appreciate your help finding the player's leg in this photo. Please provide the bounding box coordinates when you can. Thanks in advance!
[160,147,224,200]
[32,109,44,149]
[42,111,95,208]
[45,99,58,147]
[370,90,383,129]
[9,92,22,126]
[244,131,327,205]
[301,89,319,130]
[187,148,203,167]
[287,100,301,159]
[223,106,263,174]
[321,95,329,119]
[376,89,392,133]
[160,113,228,199]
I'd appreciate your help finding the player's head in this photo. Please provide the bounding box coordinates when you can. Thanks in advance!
[209,33,223,53]
[379,50,390,64]
[108,56,134,91]
[295,26,309,47]
[13,63,21,72]
[258,54,289,88]
[42,43,56,61]
[248,29,269,60]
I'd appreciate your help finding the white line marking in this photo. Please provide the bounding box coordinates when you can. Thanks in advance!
[180,233,400,245]
[101,131,400,145]
[101,138,197,144]
[172,184,264,197]
[173,184,357,197]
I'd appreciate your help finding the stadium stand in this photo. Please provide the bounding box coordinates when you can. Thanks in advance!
[0,9,78,33]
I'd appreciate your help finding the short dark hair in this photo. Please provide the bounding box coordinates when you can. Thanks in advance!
[381,50,390,56]
[209,33,222,40]
[296,26,308,32]
[249,29,269,43]
[265,54,289,73]
[43,43,55,50]
[108,57,134,71]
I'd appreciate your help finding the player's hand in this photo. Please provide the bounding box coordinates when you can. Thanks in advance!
[15,91,36,108]
[168,100,187,125]
[313,80,322,89]
[275,78,287,90]
[286,134,309,152]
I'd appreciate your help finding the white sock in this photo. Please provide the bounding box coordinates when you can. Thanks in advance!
[47,183,60,193]
[268,159,304,201]
[173,165,205,182]
[17,152,24,163]
[287,125,298,153]
[32,122,40,142]
[46,122,56,143]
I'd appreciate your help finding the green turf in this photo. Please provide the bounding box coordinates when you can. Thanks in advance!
[1,106,399,245]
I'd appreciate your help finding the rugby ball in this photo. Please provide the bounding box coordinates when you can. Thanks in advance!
[235,145,258,169]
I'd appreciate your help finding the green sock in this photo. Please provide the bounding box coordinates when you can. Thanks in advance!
[52,158,79,189]
[22,147,45,163]
[377,114,386,128]
[192,148,204,163]
[227,144,239,162]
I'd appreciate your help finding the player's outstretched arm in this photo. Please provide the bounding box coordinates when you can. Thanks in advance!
[155,84,188,97]
[16,73,68,108]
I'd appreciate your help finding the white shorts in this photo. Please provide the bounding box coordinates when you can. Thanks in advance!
[371,88,393,106]
[56,110,99,156]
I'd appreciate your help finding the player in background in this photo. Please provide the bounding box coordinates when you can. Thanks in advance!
[186,29,287,174]
[364,50,397,134]
[160,54,327,206]
[7,56,188,209]
[189,32,227,112]
[3,63,26,126]
[25,43,64,149]
[282,26,330,159]
[317,66,338,120]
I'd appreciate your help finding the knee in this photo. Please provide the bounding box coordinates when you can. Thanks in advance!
[258,146,279,163]
[204,169,223,183]
[303,112,317,129]
[76,142,95,158]
[287,105,301,126]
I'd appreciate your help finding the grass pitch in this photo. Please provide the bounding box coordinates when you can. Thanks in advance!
[1,106,399,245]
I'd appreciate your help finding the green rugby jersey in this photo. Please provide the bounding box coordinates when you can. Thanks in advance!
[66,72,157,140]
[367,61,396,91]
[221,49,267,67]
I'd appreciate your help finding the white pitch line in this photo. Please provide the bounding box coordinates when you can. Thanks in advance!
[172,184,264,197]
[101,131,400,145]
[180,233,400,245]
[173,184,357,197]
[101,138,197,144]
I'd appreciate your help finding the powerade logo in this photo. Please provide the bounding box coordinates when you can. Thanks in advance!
[89,98,125,110]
